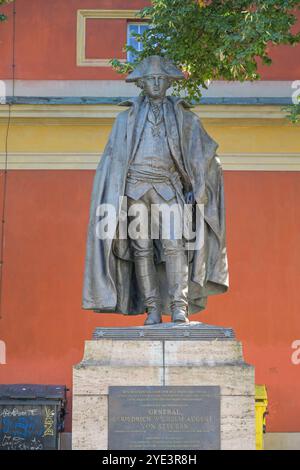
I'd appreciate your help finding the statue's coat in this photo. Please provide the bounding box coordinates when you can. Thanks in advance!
[82,95,229,315]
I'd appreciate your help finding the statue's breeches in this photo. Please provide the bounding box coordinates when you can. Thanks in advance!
[127,188,188,313]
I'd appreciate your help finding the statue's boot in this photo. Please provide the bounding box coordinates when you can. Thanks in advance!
[165,249,189,324]
[144,308,162,326]
[133,255,162,326]
[171,308,189,323]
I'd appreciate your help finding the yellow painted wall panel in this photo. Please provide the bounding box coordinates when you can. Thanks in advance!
[1,122,299,155]
[4,125,112,153]
[205,124,300,154]
[0,126,8,153]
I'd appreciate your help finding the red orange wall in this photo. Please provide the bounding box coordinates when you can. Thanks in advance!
[0,0,299,81]
[0,170,299,432]
[0,0,300,435]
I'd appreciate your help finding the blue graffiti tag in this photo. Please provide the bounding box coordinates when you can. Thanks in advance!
[2,415,44,439]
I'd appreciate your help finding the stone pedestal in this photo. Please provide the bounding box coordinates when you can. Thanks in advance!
[72,322,255,450]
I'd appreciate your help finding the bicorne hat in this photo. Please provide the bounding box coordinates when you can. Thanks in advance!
[126,55,185,82]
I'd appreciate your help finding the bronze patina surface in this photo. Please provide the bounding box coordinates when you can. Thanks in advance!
[83,56,229,325]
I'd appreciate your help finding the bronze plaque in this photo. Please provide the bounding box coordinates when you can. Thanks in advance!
[108,386,220,450]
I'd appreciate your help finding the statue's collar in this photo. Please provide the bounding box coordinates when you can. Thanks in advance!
[118,96,143,107]
[118,95,193,109]
[145,95,167,107]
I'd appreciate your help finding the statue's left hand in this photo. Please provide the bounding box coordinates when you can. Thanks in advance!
[184,191,195,204]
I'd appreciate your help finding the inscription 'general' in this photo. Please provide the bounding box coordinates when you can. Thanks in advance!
[108,386,220,450]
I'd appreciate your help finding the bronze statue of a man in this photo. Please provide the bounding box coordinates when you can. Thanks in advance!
[82,56,229,325]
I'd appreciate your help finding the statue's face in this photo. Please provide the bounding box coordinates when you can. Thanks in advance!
[141,75,171,99]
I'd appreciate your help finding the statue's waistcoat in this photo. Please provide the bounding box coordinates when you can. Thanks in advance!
[125,100,186,201]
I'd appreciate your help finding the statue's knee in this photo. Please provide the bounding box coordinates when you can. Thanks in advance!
[131,239,154,259]
[162,239,184,256]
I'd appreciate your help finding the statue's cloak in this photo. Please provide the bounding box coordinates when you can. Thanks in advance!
[82,95,229,315]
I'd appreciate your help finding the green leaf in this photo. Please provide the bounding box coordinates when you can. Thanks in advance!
[110,0,300,108]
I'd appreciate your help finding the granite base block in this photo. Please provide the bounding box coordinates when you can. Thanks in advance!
[72,322,255,450]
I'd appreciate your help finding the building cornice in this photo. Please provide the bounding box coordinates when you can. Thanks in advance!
[0,104,296,126]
